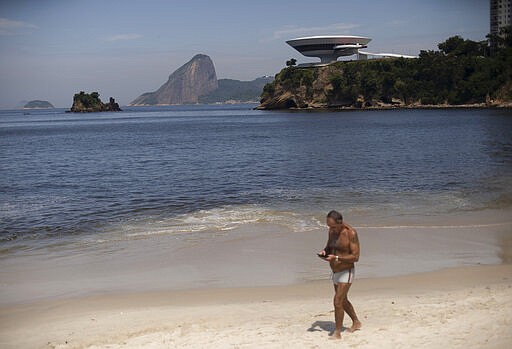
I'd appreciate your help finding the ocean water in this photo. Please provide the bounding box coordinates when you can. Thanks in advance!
[1,105,511,252]
[1,105,512,303]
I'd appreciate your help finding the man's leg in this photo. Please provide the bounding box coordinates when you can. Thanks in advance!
[331,282,351,339]
[343,297,362,332]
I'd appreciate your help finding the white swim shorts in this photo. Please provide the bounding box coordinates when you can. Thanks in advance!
[332,268,355,284]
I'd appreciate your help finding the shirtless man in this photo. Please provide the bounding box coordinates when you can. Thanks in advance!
[318,210,362,339]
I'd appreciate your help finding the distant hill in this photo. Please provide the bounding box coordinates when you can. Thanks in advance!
[130,54,273,105]
[16,100,29,108]
[199,76,274,103]
[23,100,54,109]
[130,54,218,105]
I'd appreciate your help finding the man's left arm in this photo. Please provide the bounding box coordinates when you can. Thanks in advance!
[338,230,360,263]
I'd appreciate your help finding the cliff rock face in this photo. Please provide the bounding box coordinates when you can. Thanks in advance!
[258,65,349,110]
[130,54,218,105]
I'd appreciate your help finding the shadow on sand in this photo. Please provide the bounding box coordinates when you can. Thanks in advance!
[307,321,340,336]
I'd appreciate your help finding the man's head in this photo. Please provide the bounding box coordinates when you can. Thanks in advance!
[326,210,343,228]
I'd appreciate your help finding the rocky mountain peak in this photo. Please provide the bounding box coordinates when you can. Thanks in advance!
[130,54,218,105]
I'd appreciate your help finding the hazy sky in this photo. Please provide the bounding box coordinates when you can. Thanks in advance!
[0,0,489,108]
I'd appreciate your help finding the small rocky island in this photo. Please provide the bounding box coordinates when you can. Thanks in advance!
[23,100,54,109]
[69,91,121,112]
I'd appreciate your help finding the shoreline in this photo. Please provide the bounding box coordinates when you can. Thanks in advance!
[1,264,511,348]
[256,102,512,111]
[1,207,511,306]
[127,101,260,107]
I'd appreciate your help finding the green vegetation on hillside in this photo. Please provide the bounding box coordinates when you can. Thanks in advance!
[260,27,512,108]
[199,77,273,104]
[73,91,103,109]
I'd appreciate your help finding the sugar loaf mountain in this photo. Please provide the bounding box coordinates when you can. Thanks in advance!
[130,54,272,106]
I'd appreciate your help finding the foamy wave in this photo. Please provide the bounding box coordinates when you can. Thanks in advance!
[100,198,512,243]
[358,222,512,229]
[110,205,325,240]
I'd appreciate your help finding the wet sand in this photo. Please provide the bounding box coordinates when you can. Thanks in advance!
[1,208,511,305]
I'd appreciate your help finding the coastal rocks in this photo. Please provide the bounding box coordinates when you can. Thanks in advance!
[69,91,121,112]
[23,100,54,109]
[258,65,335,110]
[257,64,402,110]
[257,91,299,109]
[130,54,218,105]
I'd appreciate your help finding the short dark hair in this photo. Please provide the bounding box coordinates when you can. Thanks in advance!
[327,210,343,223]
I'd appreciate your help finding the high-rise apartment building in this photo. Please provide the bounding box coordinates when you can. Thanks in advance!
[491,0,512,36]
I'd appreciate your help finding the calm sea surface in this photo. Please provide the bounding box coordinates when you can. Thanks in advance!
[1,105,511,253]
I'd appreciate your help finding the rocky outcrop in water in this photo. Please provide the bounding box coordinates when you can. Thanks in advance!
[69,91,121,112]
[130,54,218,105]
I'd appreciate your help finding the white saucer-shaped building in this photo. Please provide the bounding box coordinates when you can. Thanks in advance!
[286,35,371,63]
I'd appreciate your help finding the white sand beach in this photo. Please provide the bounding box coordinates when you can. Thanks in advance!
[1,208,511,348]
[1,264,511,349]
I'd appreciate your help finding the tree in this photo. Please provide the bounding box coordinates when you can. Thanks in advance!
[438,36,465,55]
[438,36,484,56]
[286,58,297,67]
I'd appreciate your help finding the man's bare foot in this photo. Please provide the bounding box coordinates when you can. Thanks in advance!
[329,330,342,340]
[347,320,362,333]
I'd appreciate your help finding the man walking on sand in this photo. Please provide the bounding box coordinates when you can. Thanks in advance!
[318,210,362,340]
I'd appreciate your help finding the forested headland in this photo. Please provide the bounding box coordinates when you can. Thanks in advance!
[258,28,512,110]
